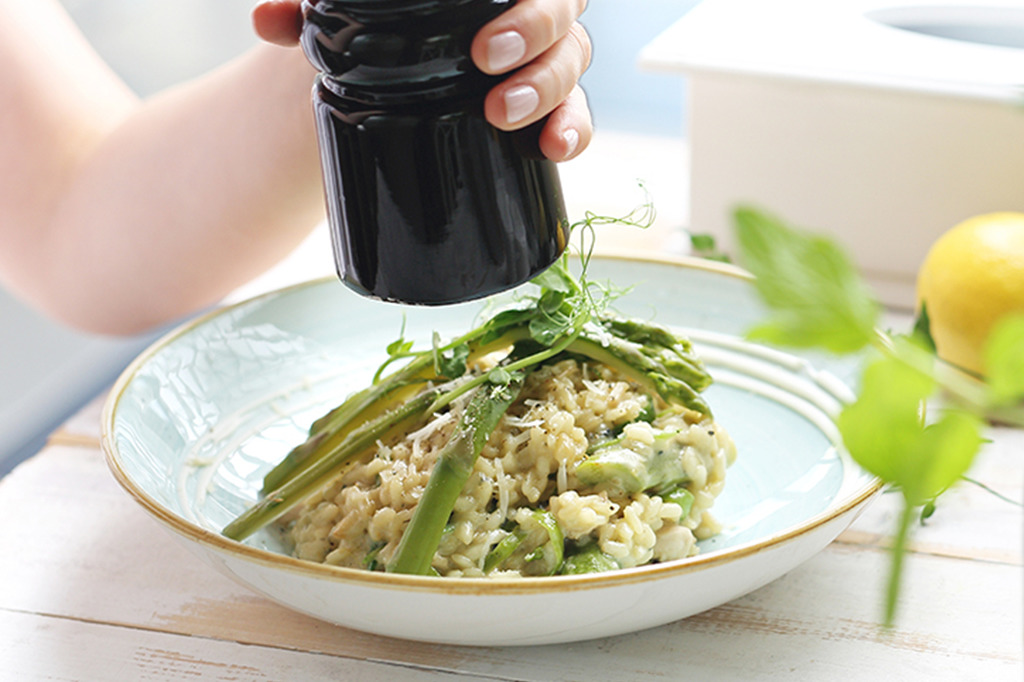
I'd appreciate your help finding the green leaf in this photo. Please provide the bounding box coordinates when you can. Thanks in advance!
[477,308,536,346]
[733,207,880,353]
[529,257,574,293]
[690,232,733,263]
[529,315,568,346]
[486,366,513,386]
[690,233,717,251]
[837,348,935,485]
[984,314,1024,406]
[904,410,984,505]
[912,303,937,354]
[435,342,469,380]
[386,338,412,356]
[838,343,984,506]
[919,499,936,523]
[837,343,983,628]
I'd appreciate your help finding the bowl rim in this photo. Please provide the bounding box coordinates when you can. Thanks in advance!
[100,252,883,596]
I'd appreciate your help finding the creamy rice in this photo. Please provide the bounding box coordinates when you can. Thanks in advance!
[287,358,736,577]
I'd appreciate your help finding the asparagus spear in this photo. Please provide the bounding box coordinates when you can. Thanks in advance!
[262,329,485,493]
[576,432,690,496]
[222,380,461,541]
[570,321,711,416]
[227,337,579,541]
[597,317,713,393]
[561,542,618,575]
[387,373,525,575]
[481,510,565,576]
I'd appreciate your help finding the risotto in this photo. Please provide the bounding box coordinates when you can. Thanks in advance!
[285,358,736,578]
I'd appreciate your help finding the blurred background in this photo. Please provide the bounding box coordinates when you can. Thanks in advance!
[1,0,705,476]
[61,0,703,132]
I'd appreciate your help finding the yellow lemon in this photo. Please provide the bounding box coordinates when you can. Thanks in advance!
[916,212,1024,375]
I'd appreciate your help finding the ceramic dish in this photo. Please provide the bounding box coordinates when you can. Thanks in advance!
[102,255,881,646]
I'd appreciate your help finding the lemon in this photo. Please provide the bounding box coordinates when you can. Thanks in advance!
[916,212,1024,375]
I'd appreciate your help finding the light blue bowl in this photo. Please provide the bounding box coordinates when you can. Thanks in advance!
[103,255,880,645]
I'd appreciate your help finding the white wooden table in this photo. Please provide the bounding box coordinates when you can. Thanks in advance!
[0,383,1020,681]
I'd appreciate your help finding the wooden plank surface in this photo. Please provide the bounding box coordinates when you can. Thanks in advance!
[1,425,1020,681]
[0,610,476,682]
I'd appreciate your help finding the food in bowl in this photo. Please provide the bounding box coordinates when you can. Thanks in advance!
[289,357,735,577]
[223,256,736,577]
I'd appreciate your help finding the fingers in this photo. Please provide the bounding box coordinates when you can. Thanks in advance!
[537,85,592,161]
[472,0,589,76]
[252,0,303,46]
[480,21,592,160]
[473,0,593,161]
[252,0,593,161]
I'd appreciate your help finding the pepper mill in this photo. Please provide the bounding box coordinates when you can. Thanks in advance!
[300,0,570,305]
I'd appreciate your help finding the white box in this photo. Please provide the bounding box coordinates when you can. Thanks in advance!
[642,0,1024,308]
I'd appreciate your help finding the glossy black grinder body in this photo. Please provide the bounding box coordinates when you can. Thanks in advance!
[301,0,569,305]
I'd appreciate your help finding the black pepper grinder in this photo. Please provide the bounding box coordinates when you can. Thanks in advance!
[300,0,570,305]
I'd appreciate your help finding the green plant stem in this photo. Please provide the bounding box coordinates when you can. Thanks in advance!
[960,475,1024,507]
[871,329,1024,428]
[884,498,918,628]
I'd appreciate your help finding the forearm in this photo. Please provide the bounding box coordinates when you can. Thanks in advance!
[39,46,322,334]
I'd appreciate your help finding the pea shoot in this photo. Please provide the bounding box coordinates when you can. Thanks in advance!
[734,206,1024,627]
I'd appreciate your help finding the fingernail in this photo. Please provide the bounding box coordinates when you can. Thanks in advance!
[562,128,580,157]
[504,85,539,124]
[488,30,527,72]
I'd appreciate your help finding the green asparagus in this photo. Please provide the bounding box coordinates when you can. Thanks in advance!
[388,373,524,575]
[561,542,619,575]
[576,431,690,497]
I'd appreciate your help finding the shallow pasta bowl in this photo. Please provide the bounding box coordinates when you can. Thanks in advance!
[101,255,881,646]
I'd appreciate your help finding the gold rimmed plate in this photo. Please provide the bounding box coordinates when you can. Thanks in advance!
[102,255,880,645]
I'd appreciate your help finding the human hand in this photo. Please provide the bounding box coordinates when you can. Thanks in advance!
[252,0,592,161]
